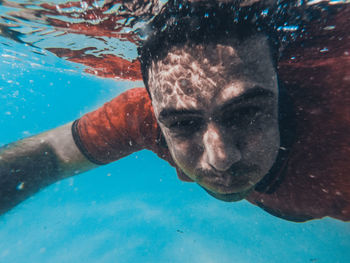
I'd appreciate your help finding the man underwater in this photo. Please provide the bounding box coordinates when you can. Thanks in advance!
[0,0,349,222]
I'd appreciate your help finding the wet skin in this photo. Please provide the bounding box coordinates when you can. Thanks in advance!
[147,34,280,201]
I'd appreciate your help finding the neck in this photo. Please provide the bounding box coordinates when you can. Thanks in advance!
[254,81,296,194]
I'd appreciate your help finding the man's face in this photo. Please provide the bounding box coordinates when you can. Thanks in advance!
[148,35,280,200]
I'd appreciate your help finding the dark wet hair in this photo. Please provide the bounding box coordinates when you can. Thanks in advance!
[138,0,333,92]
[138,0,282,93]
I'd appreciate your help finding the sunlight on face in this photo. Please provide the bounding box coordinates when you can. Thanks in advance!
[148,35,280,201]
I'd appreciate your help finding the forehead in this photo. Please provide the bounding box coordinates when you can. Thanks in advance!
[147,35,277,115]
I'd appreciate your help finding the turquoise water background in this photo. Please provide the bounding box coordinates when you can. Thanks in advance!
[0,34,350,262]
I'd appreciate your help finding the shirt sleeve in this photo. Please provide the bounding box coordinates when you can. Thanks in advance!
[71,88,161,164]
[71,87,194,182]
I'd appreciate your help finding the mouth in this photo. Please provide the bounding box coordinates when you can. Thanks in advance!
[195,163,261,194]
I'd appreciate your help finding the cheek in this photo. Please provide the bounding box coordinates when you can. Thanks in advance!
[173,140,197,164]
[162,131,202,171]
[240,122,280,165]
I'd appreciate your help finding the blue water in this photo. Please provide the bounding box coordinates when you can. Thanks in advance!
[1,8,350,263]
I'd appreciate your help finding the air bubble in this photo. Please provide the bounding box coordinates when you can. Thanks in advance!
[16,182,24,190]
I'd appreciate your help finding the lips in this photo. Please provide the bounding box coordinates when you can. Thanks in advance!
[194,163,261,193]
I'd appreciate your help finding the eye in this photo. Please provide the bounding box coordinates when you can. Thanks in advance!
[168,118,203,136]
[222,106,263,127]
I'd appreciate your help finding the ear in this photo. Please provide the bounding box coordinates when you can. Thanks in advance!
[157,129,168,148]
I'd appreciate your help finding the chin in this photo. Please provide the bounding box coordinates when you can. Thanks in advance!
[202,186,254,202]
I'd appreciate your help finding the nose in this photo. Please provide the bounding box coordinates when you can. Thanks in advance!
[202,123,241,172]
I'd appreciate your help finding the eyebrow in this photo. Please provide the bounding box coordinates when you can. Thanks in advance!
[220,86,275,111]
[158,108,203,122]
[158,87,275,122]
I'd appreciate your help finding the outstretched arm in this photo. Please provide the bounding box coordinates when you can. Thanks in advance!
[0,122,98,215]
[0,88,167,215]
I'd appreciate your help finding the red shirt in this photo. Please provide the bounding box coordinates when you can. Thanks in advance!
[71,8,350,222]
[72,76,350,222]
